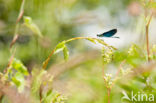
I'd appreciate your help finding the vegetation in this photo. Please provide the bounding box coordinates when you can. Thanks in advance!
[0,0,156,103]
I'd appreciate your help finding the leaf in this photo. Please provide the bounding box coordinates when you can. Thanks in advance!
[42,90,67,103]
[31,69,47,99]
[54,42,69,61]
[24,16,43,38]
[12,58,29,75]
[86,38,96,44]
[6,58,29,92]
[54,41,65,54]
[11,72,25,92]
[42,90,54,103]
[127,44,142,57]
[63,45,69,61]
[96,39,108,46]
[96,39,117,50]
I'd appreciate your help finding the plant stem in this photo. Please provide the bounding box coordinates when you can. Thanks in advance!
[102,67,111,103]
[42,49,56,69]
[39,85,43,103]
[10,0,25,48]
[146,25,150,61]
[16,0,25,24]
[4,48,16,73]
[42,37,116,69]
[145,12,153,62]
[107,88,111,103]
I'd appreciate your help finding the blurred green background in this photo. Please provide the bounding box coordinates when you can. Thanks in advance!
[0,0,156,103]
[0,0,142,69]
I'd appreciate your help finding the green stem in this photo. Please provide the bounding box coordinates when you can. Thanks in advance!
[146,25,150,61]
[10,0,26,48]
[16,0,26,24]
[42,37,116,69]
[42,37,91,69]
[107,88,111,103]
[145,12,153,62]
[15,0,26,31]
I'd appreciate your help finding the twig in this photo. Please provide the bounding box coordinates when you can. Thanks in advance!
[42,49,56,69]
[42,37,116,69]
[10,0,26,48]
[39,85,43,103]
[107,88,111,103]
[145,0,153,62]
[10,34,19,48]
[102,60,126,103]
[102,66,111,103]
[4,48,16,73]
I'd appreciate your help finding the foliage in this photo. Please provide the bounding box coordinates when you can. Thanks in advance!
[24,16,43,38]
[0,0,156,103]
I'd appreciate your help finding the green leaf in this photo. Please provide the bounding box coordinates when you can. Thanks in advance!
[24,16,32,24]
[96,39,117,50]
[96,39,108,46]
[86,38,96,44]
[54,42,69,61]
[63,45,69,61]
[31,69,47,99]
[54,41,65,54]
[12,58,29,75]
[24,16,43,38]
[42,90,54,103]
[5,58,29,92]
[42,90,67,103]
[11,72,25,92]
